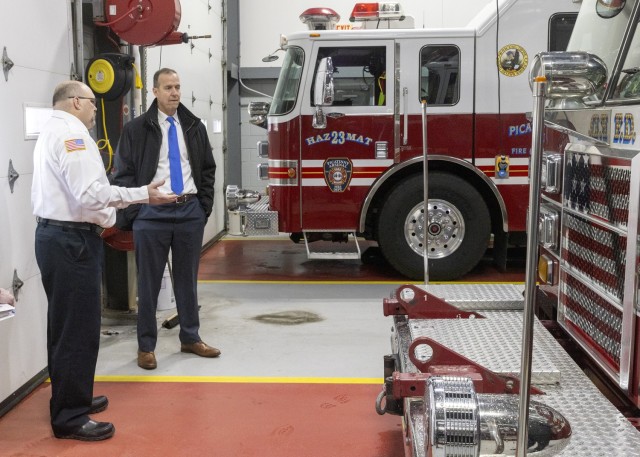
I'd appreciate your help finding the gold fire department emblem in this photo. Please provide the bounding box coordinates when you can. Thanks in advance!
[498,44,528,77]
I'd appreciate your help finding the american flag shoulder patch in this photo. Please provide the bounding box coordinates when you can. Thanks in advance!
[64,138,86,153]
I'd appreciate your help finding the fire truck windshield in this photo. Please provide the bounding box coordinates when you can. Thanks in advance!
[564,0,640,102]
[568,1,638,84]
[270,47,304,115]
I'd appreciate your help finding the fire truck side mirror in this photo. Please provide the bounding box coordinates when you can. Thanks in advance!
[314,57,335,106]
[248,101,270,129]
[313,57,334,129]
[529,51,608,102]
[596,0,626,19]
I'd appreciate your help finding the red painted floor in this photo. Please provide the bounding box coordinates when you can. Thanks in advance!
[199,238,526,283]
[0,382,404,457]
[1,238,525,456]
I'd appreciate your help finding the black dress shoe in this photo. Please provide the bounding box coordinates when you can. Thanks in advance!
[54,420,115,441]
[89,395,109,414]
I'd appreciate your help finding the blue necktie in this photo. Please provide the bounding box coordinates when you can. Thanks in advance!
[167,116,184,195]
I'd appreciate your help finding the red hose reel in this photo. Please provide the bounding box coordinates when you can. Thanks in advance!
[103,0,186,46]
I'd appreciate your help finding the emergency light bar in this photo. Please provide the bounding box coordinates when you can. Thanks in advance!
[350,2,405,22]
[299,8,340,30]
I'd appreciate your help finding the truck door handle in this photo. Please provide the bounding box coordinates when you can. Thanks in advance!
[375,141,388,159]
[402,87,408,145]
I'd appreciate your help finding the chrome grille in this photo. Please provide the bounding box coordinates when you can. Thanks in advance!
[562,212,626,300]
[560,273,622,369]
[564,151,630,226]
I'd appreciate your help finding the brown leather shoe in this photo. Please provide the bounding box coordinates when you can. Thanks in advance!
[137,351,157,370]
[180,341,221,358]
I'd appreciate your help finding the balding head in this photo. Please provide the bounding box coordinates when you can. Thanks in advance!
[52,81,88,106]
[52,81,97,129]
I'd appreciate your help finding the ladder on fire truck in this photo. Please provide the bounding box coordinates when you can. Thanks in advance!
[303,231,362,260]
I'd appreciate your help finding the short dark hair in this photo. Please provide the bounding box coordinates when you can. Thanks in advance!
[153,68,178,88]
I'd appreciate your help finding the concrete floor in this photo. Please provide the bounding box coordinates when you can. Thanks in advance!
[1,281,407,457]
[97,282,396,379]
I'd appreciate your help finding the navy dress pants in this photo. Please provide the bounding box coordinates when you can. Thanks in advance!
[35,223,103,434]
[133,198,206,352]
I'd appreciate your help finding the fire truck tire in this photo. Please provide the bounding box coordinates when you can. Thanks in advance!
[377,172,490,280]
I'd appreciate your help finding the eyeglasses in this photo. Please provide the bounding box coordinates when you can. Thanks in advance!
[69,96,97,106]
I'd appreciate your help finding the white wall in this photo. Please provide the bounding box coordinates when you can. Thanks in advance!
[0,0,226,408]
[239,0,493,68]
[0,0,71,408]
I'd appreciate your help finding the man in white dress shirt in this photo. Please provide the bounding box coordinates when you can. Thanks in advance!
[31,80,174,441]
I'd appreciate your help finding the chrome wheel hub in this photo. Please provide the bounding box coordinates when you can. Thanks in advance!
[404,199,465,258]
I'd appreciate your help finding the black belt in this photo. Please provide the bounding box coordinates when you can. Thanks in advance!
[175,194,197,204]
[37,217,105,235]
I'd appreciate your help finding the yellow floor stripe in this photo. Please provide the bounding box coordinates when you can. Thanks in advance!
[93,375,383,384]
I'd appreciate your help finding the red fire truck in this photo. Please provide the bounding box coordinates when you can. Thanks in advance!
[228,0,580,280]
[534,0,640,413]
[375,1,640,455]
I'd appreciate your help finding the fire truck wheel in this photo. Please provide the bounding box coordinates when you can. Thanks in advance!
[377,172,491,280]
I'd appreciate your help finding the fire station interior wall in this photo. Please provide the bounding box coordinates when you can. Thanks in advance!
[0,0,227,410]
[142,2,226,243]
[236,0,494,192]
[0,0,73,410]
[239,0,494,69]
[240,89,273,192]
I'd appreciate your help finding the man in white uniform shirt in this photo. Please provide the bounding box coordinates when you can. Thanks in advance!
[32,80,174,441]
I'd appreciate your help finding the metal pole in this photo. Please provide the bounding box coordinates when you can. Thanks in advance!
[140,46,148,112]
[516,75,547,457]
[421,100,429,286]
[73,0,84,80]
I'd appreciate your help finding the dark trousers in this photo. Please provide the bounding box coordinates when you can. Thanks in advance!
[35,223,103,433]
[133,198,206,352]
